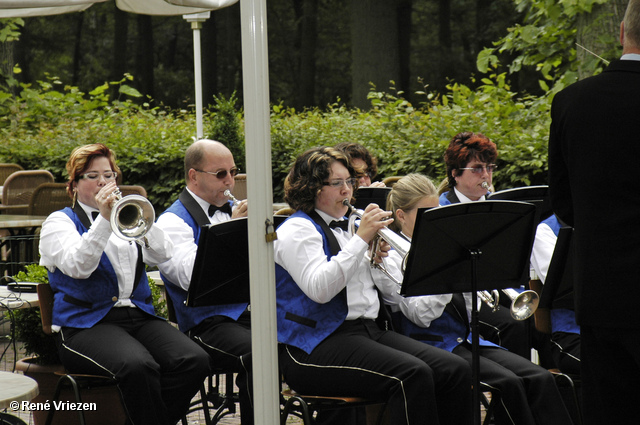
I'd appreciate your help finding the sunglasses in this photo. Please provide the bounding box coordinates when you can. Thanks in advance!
[193,167,240,179]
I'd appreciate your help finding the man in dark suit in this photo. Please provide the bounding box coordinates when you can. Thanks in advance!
[548,2,640,423]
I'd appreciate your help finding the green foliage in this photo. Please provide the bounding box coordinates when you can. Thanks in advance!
[270,75,552,199]
[207,92,246,172]
[477,0,612,94]
[11,265,59,365]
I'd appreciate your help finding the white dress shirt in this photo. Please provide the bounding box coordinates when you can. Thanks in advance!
[155,188,232,292]
[39,201,173,329]
[529,220,557,283]
[274,209,402,320]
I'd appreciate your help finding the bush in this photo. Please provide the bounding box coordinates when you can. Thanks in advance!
[0,73,552,206]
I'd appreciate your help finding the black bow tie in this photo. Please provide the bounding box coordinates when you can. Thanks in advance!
[91,211,99,220]
[208,202,232,217]
[329,220,348,231]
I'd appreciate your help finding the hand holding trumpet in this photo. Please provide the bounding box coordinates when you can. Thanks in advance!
[94,181,119,220]
[352,202,393,244]
[224,189,248,218]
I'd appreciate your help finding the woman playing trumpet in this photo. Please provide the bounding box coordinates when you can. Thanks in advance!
[274,146,472,425]
[381,173,573,425]
[38,143,210,425]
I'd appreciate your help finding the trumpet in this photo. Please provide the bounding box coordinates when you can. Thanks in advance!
[223,189,239,206]
[478,288,539,321]
[110,188,155,248]
[481,181,492,192]
[343,199,411,285]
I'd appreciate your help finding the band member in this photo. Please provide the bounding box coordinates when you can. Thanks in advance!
[334,142,386,187]
[274,146,472,425]
[156,139,253,425]
[39,143,210,425]
[438,131,555,368]
[530,214,581,375]
[381,173,573,425]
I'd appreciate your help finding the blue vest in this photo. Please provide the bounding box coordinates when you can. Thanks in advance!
[542,215,580,335]
[48,207,156,328]
[275,211,348,354]
[439,191,453,206]
[159,199,247,332]
[395,307,498,352]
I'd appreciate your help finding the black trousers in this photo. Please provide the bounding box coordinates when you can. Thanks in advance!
[279,319,472,425]
[453,344,572,425]
[581,325,640,425]
[190,311,253,425]
[56,308,210,425]
[550,332,581,375]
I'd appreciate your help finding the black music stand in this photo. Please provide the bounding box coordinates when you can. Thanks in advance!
[187,218,250,307]
[400,201,537,425]
[487,185,552,224]
[186,215,289,307]
[540,226,575,311]
[353,187,392,210]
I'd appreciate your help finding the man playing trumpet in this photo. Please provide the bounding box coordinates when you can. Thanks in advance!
[156,139,254,425]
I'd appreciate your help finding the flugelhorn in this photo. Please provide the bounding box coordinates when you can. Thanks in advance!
[110,189,155,248]
[343,199,411,285]
[478,288,539,321]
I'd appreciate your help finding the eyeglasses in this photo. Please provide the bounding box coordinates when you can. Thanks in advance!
[323,178,357,189]
[458,164,498,174]
[355,170,374,179]
[79,171,118,181]
[194,167,240,179]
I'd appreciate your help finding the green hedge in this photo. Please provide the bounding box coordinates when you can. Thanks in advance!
[0,72,552,210]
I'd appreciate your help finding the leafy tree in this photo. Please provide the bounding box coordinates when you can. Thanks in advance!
[476,0,620,95]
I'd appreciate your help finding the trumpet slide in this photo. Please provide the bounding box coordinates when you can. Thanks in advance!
[110,188,156,248]
[343,199,411,285]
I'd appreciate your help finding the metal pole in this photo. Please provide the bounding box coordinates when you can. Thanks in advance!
[240,0,280,424]
[184,11,210,140]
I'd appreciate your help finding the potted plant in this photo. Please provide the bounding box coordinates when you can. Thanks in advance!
[12,264,167,425]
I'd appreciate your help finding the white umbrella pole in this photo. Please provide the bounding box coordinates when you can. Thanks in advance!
[240,0,279,424]
[184,12,210,140]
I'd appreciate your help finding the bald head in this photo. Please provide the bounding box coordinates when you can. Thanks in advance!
[184,139,237,206]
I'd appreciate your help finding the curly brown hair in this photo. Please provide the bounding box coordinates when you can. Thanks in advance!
[284,146,356,214]
[444,132,497,189]
[333,142,378,180]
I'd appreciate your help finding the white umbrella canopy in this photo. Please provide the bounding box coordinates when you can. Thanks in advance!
[0,0,279,424]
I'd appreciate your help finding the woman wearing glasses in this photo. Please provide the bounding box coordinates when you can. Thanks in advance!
[381,174,573,425]
[274,146,472,425]
[38,143,210,425]
[438,132,556,368]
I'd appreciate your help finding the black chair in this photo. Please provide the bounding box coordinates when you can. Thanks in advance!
[37,284,128,425]
[164,292,239,425]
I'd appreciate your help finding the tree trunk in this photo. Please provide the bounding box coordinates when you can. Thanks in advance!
[296,0,318,109]
[436,0,453,90]
[112,5,129,82]
[350,0,400,109]
[576,0,627,80]
[135,15,155,100]
[397,0,412,96]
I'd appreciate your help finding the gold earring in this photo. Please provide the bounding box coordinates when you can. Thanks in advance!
[72,188,77,207]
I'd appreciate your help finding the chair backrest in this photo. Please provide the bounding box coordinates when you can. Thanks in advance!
[118,185,148,198]
[37,283,55,336]
[381,175,403,187]
[0,163,24,185]
[28,182,72,216]
[1,170,55,214]
[233,173,247,201]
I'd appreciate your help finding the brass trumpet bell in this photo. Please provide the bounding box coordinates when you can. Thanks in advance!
[110,192,155,243]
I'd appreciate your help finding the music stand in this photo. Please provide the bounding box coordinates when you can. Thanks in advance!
[400,201,537,425]
[540,226,574,311]
[187,218,250,307]
[487,185,552,224]
[353,187,392,210]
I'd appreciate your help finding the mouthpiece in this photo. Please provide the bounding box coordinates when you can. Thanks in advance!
[481,182,491,192]
[343,198,355,212]
[224,189,239,205]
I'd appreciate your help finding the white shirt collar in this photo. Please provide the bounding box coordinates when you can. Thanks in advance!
[77,201,100,222]
[315,208,343,225]
[454,186,486,203]
[621,53,640,61]
[186,187,213,215]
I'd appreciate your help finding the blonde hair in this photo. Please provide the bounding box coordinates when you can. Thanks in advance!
[386,173,438,232]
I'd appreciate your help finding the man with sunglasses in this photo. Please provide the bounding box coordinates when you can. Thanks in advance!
[156,139,253,425]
